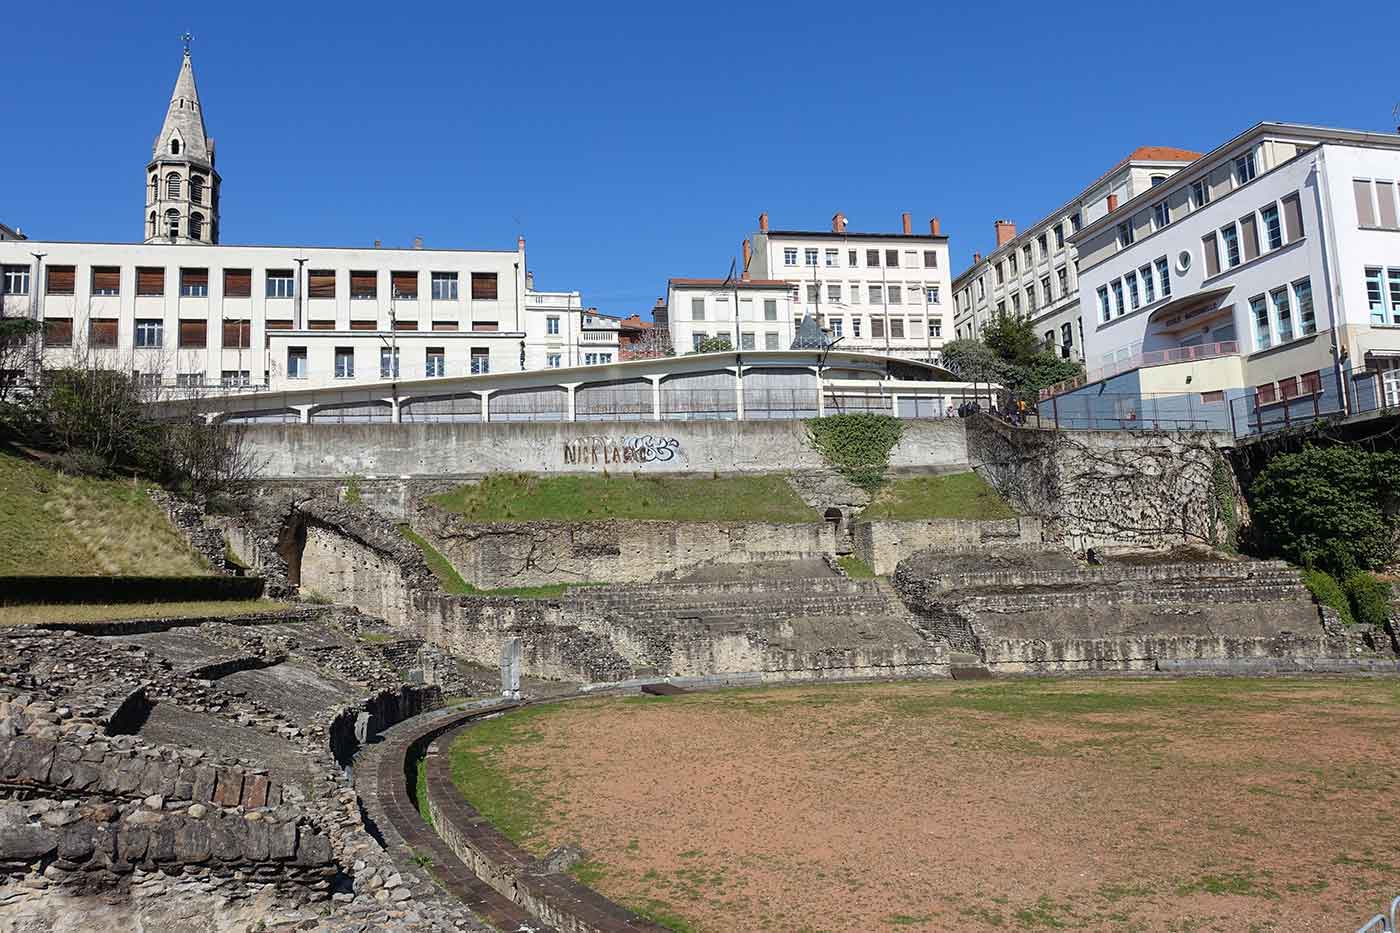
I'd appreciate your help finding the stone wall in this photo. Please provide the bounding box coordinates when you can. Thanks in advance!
[413,504,835,588]
[240,418,970,479]
[851,517,1044,575]
[966,416,1239,551]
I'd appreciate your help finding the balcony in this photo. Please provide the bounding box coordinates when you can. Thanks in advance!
[1040,340,1240,400]
[580,330,618,345]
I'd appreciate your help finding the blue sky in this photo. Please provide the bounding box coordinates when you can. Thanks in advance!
[5,1,1394,317]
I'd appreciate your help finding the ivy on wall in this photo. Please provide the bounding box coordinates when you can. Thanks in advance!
[806,414,904,490]
[1208,454,1240,552]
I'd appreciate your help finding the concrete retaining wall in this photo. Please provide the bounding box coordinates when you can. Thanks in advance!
[240,418,969,479]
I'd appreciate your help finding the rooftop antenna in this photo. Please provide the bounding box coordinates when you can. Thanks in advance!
[181,32,193,55]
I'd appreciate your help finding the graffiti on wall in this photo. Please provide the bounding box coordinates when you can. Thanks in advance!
[562,435,681,466]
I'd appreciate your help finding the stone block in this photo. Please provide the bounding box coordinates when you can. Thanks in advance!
[208,820,241,862]
[240,774,270,809]
[148,826,177,863]
[57,825,95,862]
[175,821,210,863]
[191,765,217,802]
[116,827,149,864]
[268,820,297,860]
[294,830,331,867]
[212,769,244,808]
[243,820,269,861]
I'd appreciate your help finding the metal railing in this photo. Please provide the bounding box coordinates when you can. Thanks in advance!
[1040,390,1226,432]
[1357,895,1400,932]
[1041,341,1241,400]
[1228,364,1392,439]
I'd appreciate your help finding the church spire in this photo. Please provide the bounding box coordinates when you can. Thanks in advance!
[145,39,220,244]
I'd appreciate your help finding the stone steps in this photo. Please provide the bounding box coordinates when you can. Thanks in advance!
[964,581,1312,612]
[924,561,1300,593]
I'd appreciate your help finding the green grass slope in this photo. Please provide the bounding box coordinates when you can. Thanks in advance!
[859,472,1017,521]
[429,473,818,524]
[0,451,209,576]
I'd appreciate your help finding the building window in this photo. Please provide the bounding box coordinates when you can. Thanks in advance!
[88,320,118,347]
[1140,264,1155,304]
[380,347,400,378]
[887,285,902,304]
[470,349,489,374]
[923,250,938,268]
[763,299,777,321]
[1261,204,1283,250]
[1053,224,1065,249]
[825,249,839,267]
[846,249,857,267]
[88,267,119,296]
[784,248,798,266]
[189,213,204,239]
[1060,321,1073,353]
[174,372,204,388]
[1156,257,1171,298]
[831,318,843,338]
[869,284,883,305]
[189,176,203,205]
[288,347,308,379]
[871,318,885,339]
[222,319,251,348]
[1011,293,1022,316]
[1221,224,1241,268]
[350,271,377,300]
[827,283,841,302]
[691,332,706,350]
[883,250,897,267]
[180,268,208,297]
[1110,281,1124,318]
[1191,179,1211,209]
[1025,287,1036,312]
[687,297,704,321]
[1294,278,1316,335]
[1057,267,1068,296]
[221,370,250,387]
[1281,193,1305,241]
[740,332,755,350]
[1151,174,1167,187]
[1041,276,1052,305]
[178,319,207,348]
[1234,152,1257,185]
[927,286,940,304]
[1033,234,1045,260]
[804,284,818,303]
[391,271,418,300]
[1251,295,1270,349]
[224,269,252,298]
[852,318,862,338]
[764,332,779,350]
[1271,286,1294,343]
[1009,252,1018,275]
[889,318,904,339]
[1125,270,1140,311]
[166,173,182,199]
[803,248,818,266]
[305,269,335,299]
[1366,268,1388,323]
[976,277,985,300]
[995,262,1005,284]
[2,265,30,295]
[425,347,445,377]
[470,272,498,300]
[1152,200,1170,229]
[1240,214,1260,262]
[134,319,163,348]
[135,267,164,297]
[1070,211,1082,232]
[431,272,458,300]
[547,353,561,368]
[932,319,942,338]
[546,316,560,335]
[266,270,295,298]
[1117,221,1134,247]
[163,210,180,238]
[866,249,880,267]
[335,347,355,379]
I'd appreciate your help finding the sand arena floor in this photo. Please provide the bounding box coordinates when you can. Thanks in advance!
[447,678,1400,932]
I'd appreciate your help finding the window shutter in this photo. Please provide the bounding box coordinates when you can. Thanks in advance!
[308,320,335,330]
[265,319,293,330]
[391,271,418,299]
[222,320,252,347]
[470,272,498,300]
[1239,215,1260,262]
[392,320,417,331]
[349,320,377,331]
[308,271,336,298]
[1378,183,1399,229]
[1355,179,1377,227]
[223,269,252,297]
[46,266,75,295]
[350,271,377,298]
[471,321,499,332]
[92,268,120,293]
[1281,194,1304,242]
[136,267,165,296]
[181,268,208,290]
[44,318,73,346]
[179,320,208,348]
[89,320,118,346]
[431,321,459,331]
[1202,233,1220,277]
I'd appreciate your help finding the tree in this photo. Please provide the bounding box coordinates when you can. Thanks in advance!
[0,317,41,406]
[624,325,674,360]
[981,311,1041,366]
[692,335,733,354]
[943,311,1084,405]
[1249,445,1400,574]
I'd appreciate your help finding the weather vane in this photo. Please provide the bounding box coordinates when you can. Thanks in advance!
[181,32,193,54]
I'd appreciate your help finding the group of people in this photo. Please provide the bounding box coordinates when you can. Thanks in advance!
[947,397,1033,425]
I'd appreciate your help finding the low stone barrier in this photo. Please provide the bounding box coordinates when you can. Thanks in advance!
[850,517,1044,575]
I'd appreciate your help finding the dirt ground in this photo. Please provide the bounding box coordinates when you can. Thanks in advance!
[456,678,1400,932]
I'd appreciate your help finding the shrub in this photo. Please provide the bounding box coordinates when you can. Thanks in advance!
[1345,572,1394,630]
[1302,569,1353,626]
[1248,445,1400,575]
[806,414,904,490]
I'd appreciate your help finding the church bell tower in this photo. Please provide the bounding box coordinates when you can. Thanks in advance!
[145,36,220,244]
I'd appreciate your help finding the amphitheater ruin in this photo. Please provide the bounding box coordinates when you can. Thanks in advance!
[3,414,1398,932]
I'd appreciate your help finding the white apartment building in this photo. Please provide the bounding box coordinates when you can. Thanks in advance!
[1062,122,1400,419]
[951,147,1200,361]
[664,278,797,352]
[0,47,618,393]
[746,212,951,361]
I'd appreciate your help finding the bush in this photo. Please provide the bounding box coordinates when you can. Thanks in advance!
[1345,572,1393,629]
[1249,445,1400,575]
[1302,569,1353,626]
[806,414,904,490]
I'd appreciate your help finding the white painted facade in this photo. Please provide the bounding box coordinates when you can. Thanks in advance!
[951,148,1199,361]
[747,214,951,361]
[523,286,621,372]
[664,279,797,353]
[1070,122,1400,403]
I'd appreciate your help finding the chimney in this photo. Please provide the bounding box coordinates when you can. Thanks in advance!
[930,217,942,237]
[412,235,423,250]
[741,239,752,279]
[994,220,1017,247]
[758,211,769,233]
[901,212,912,235]
[832,212,847,234]
[1107,194,1119,213]
[973,251,982,264]
[373,239,381,248]
[517,235,526,251]
[525,271,535,290]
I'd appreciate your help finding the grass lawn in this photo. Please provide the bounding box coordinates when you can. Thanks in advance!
[0,451,209,576]
[428,473,818,524]
[859,472,1016,521]
[397,525,590,598]
[444,678,1400,932]
[836,554,875,578]
[0,599,289,626]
